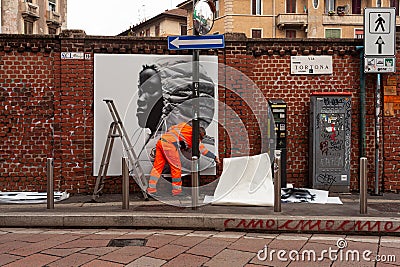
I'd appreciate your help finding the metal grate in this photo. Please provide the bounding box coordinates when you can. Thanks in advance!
[107,238,147,247]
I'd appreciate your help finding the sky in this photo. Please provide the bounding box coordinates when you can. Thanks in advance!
[67,0,186,36]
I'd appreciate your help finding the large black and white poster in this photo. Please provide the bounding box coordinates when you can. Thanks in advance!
[94,54,219,176]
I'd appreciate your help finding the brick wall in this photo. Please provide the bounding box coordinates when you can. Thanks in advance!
[0,31,399,194]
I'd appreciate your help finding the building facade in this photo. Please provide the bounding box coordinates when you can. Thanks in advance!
[0,0,67,34]
[119,8,187,37]
[178,0,400,38]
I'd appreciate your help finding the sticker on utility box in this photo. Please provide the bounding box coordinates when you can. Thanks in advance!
[364,57,396,73]
[291,56,333,75]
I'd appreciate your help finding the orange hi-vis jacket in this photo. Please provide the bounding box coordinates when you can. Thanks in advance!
[160,122,215,159]
[147,122,216,196]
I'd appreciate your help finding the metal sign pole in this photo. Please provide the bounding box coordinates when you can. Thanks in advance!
[192,0,200,207]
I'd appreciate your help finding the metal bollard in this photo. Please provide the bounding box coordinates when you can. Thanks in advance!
[191,156,199,210]
[47,158,54,209]
[122,157,129,210]
[274,150,282,212]
[360,157,368,214]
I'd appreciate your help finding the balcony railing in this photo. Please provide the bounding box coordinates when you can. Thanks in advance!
[323,14,363,25]
[46,10,61,25]
[276,14,308,29]
[21,2,40,20]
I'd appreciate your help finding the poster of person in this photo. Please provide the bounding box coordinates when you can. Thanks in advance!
[94,54,219,177]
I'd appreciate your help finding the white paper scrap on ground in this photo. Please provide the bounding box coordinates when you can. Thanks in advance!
[0,192,70,204]
[327,196,343,205]
[211,153,274,206]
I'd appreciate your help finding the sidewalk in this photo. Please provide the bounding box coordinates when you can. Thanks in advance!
[1,192,399,235]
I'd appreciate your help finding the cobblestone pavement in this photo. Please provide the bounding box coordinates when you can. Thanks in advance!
[0,228,399,267]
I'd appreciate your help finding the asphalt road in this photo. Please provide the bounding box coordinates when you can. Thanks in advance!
[0,228,399,266]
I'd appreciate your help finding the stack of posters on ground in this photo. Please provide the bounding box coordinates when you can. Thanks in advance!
[281,187,342,204]
[0,192,70,204]
[210,153,274,206]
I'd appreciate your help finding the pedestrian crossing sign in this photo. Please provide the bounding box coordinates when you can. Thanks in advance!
[364,8,396,56]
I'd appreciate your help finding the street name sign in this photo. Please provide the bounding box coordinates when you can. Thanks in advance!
[364,8,396,56]
[168,34,225,50]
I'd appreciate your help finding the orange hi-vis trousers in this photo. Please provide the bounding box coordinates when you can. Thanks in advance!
[147,139,182,195]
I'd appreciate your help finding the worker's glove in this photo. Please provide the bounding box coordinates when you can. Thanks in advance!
[179,141,187,150]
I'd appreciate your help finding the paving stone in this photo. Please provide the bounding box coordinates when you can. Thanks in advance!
[81,259,125,267]
[309,234,347,246]
[0,241,29,254]
[0,254,22,266]
[228,237,273,253]
[42,247,84,257]
[160,229,194,236]
[99,246,155,264]
[377,246,400,265]
[9,239,72,256]
[162,253,210,267]
[46,253,97,267]
[53,238,110,249]
[212,231,246,239]
[287,257,333,266]
[170,235,208,247]
[267,239,308,251]
[146,244,188,260]
[203,249,254,267]
[186,237,232,257]
[125,256,167,267]
[345,235,380,243]
[145,234,181,248]
[187,231,219,237]
[80,247,119,256]
[3,253,59,267]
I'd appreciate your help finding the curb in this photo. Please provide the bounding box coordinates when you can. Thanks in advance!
[1,212,399,236]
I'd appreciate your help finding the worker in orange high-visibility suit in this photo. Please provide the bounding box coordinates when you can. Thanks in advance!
[147,122,220,196]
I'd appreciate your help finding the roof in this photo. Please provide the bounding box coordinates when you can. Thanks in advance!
[118,8,187,36]
[177,0,192,9]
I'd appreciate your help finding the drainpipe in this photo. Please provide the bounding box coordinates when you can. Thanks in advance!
[272,0,276,38]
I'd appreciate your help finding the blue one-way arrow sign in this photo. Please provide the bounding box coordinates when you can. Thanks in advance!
[168,34,225,50]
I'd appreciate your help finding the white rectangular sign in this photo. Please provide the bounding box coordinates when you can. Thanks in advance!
[61,52,84,60]
[364,8,396,56]
[291,56,333,75]
[364,57,396,73]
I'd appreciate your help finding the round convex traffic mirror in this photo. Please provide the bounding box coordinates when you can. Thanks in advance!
[193,0,215,35]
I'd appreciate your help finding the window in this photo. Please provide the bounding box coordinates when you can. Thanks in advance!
[180,24,187,35]
[251,29,262,38]
[354,29,363,39]
[287,0,296,13]
[48,0,56,12]
[286,30,296,38]
[48,27,57,34]
[214,0,220,18]
[24,20,33,34]
[376,0,381,7]
[325,29,341,38]
[313,0,319,8]
[251,0,261,15]
[145,28,150,36]
[352,0,361,14]
[325,0,335,13]
[155,24,160,36]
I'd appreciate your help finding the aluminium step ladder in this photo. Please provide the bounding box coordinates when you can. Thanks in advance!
[92,99,148,201]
